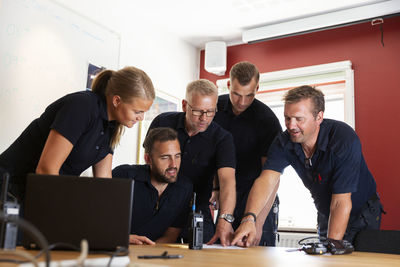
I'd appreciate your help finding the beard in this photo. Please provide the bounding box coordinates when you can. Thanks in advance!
[152,167,178,184]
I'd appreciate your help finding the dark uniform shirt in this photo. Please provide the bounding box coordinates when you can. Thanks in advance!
[214,94,282,193]
[148,112,236,206]
[112,164,193,241]
[0,91,115,200]
[264,119,377,217]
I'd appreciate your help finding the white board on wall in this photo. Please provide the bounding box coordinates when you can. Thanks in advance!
[0,0,121,152]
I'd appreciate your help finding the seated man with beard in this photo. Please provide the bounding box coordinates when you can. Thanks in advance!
[112,127,192,244]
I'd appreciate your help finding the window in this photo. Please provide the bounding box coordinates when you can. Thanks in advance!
[217,60,354,231]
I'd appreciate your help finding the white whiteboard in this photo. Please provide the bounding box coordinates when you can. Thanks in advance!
[0,0,120,152]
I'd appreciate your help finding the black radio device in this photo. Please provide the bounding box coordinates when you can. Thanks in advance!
[188,192,203,250]
[0,172,20,250]
[298,236,354,255]
[301,242,328,255]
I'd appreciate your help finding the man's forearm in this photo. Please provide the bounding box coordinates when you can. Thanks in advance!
[327,193,352,240]
[219,178,236,214]
[254,180,279,227]
[244,170,280,218]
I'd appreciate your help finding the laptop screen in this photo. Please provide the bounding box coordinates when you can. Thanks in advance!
[22,174,133,251]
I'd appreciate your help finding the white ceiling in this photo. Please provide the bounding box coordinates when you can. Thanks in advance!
[55,0,392,48]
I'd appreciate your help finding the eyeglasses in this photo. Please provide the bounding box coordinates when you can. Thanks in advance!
[187,103,216,117]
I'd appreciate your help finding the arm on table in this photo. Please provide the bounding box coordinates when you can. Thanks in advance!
[252,157,279,245]
[207,167,236,246]
[156,227,182,244]
[130,235,155,245]
[327,193,352,240]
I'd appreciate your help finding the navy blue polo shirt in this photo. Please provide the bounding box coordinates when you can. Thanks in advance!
[264,119,377,216]
[0,91,115,198]
[148,112,236,205]
[112,164,193,241]
[214,94,282,193]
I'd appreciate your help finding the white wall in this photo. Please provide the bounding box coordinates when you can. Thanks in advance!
[113,23,200,168]
[0,0,120,151]
[54,0,201,169]
[0,0,200,174]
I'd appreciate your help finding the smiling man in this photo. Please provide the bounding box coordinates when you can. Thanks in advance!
[148,79,236,246]
[112,127,192,244]
[232,85,384,249]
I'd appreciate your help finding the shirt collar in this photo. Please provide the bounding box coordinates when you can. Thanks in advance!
[176,112,186,130]
[221,95,231,112]
[220,94,256,119]
[95,93,116,131]
[176,112,215,139]
[282,119,328,156]
[281,132,303,157]
[134,165,152,183]
[315,119,328,152]
[93,92,109,122]
[136,165,177,193]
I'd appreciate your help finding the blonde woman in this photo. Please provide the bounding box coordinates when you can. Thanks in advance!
[0,66,155,203]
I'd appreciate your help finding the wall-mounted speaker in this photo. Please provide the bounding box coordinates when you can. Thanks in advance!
[204,41,226,76]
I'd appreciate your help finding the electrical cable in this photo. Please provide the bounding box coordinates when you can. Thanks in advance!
[0,212,50,267]
[371,18,385,47]
[33,242,80,259]
[298,236,326,245]
[1,200,126,267]
[33,243,129,267]
[0,249,39,267]
[106,246,130,267]
[76,239,89,267]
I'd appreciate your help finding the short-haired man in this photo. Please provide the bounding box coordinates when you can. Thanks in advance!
[233,85,384,248]
[112,127,192,244]
[214,61,282,246]
[149,79,236,245]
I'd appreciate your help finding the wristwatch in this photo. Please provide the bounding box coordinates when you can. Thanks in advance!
[218,213,235,223]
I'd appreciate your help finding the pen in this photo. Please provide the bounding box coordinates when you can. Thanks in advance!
[138,254,183,259]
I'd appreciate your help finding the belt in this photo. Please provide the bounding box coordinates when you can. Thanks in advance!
[368,192,379,202]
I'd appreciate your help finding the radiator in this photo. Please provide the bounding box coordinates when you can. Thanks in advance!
[277,232,317,248]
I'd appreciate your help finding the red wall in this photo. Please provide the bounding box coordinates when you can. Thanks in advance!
[200,16,400,230]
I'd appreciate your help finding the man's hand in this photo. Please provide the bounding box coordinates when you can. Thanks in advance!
[231,220,257,247]
[129,234,155,245]
[206,219,234,246]
[209,190,220,210]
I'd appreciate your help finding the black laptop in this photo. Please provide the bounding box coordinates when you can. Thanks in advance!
[22,174,133,251]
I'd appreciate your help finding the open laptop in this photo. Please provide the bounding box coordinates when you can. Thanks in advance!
[22,173,134,251]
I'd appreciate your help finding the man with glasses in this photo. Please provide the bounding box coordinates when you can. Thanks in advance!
[148,79,236,246]
[232,85,384,250]
[214,61,282,246]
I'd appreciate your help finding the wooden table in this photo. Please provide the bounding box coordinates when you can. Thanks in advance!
[3,244,400,266]
[130,244,400,267]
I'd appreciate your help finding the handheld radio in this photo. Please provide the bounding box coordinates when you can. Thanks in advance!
[0,172,20,250]
[188,192,203,250]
